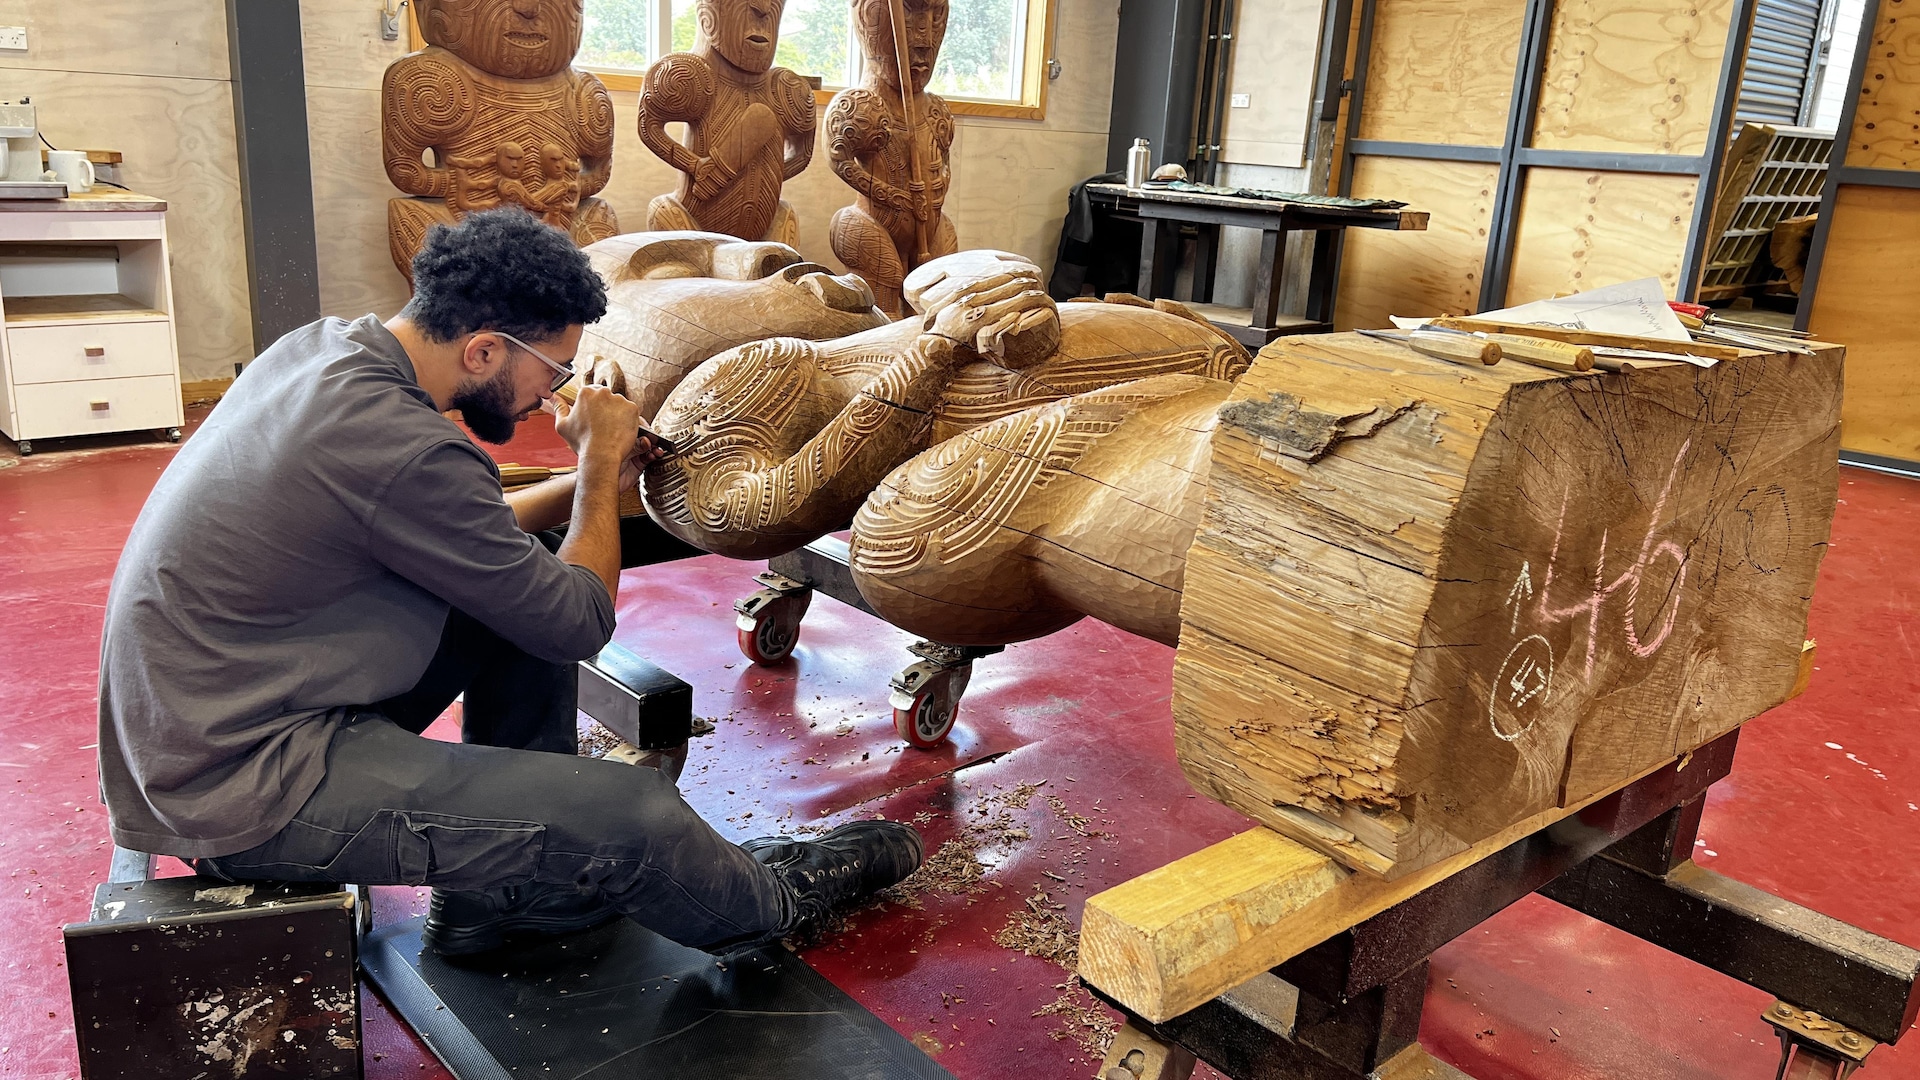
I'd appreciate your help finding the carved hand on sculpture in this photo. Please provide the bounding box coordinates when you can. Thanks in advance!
[909,251,1060,366]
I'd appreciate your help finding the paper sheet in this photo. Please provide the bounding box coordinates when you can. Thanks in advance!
[1389,278,1692,342]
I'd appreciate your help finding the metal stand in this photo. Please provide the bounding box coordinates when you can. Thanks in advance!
[1089,729,1920,1079]
[731,536,1005,749]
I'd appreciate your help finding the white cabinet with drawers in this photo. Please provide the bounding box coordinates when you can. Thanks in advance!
[0,191,184,455]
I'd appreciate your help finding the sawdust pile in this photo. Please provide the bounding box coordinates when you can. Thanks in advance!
[576,721,623,759]
[1033,978,1119,1059]
[993,887,1076,968]
[875,780,1047,908]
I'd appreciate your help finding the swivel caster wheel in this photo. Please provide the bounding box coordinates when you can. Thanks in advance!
[16,440,31,457]
[163,427,182,443]
[889,660,973,749]
[734,574,812,665]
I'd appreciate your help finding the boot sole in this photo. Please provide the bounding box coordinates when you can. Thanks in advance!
[423,905,622,957]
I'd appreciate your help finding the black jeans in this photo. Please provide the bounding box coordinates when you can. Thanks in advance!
[196,608,791,952]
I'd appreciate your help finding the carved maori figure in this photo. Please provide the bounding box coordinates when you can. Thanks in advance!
[640,250,1252,558]
[825,0,957,317]
[844,331,1844,881]
[575,231,888,419]
[639,0,817,245]
[384,0,618,282]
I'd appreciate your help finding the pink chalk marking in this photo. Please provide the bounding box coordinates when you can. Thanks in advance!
[1531,438,1693,680]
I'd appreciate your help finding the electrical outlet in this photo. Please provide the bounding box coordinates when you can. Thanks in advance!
[1230,93,1251,108]
[0,27,28,51]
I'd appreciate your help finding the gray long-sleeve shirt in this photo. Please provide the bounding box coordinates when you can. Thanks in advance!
[99,315,616,858]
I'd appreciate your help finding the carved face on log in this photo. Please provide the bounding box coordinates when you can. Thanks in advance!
[577,231,887,418]
[853,0,948,92]
[418,0,585,80]
[697,0,785,74]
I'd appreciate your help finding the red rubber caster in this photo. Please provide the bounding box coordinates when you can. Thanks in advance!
[734,585,811,665]
[889,661,973,749]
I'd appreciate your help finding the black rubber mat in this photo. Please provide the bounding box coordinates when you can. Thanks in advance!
[361,915,953,1080]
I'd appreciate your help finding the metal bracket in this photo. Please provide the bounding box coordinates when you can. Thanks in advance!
[1766,1000,1876,1080]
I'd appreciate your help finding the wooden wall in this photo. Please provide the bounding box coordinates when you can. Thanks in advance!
[1805,0,1920,461]
[1334,0,1736,329]
[302,0,1119,328]
[0,0,251,381]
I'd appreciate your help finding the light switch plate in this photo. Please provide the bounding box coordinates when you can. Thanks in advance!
[0,27,28,51]
[1230,93,1251,108]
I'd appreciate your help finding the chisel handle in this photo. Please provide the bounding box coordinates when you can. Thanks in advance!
[1406,330,1501,366]
[1482,333,1594,372]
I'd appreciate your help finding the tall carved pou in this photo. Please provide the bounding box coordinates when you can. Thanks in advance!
[825,0,957,317]
[383,0,619,283]
[638,0,816,246]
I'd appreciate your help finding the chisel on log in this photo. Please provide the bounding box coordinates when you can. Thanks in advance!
[1355,327,1501,366]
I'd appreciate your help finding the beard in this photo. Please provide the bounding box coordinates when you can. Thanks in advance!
[449,363,522,445]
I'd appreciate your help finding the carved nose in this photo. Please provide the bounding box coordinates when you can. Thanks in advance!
[510,0,539,17]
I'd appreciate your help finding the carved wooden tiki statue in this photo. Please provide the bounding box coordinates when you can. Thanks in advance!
[825,0,958,317]
[383,0,619,283]
[638,0,817,246]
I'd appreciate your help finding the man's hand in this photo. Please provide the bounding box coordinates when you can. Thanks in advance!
[616,433,672,492]
[554,385,642,469]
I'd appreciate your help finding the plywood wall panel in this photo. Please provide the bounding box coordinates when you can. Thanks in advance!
[1845,0,1920,169]
[1356,0,1525,147]
[1504,168,1695,304]
[306,84,410,321]
[0,0,229,82]
[0,68,251,381]
[301,0,409,92]
[1531,0,1735,155]
[1806,184,1920,459]
[1335,156,1498,329]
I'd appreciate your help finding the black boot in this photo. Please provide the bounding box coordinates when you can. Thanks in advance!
[742,820,924,935]
[423,880,620,957]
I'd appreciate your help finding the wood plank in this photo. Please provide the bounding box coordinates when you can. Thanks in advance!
[1530,0,1736,155]
[1170,334,1839,879]
[1805,184,1920,460]
[3,293,165,323]
[1083,739,1717,1023]
[1846,0,1920,169]
[0,190,167,213]
[1356,0,1526,146]
[1504,168,1697,305]
[180,377,232,407]
[1336,157,1497,329]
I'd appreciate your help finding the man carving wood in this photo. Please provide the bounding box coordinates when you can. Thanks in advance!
[384,0,620,283]
[638,0,817,245]
[825,0,957,317]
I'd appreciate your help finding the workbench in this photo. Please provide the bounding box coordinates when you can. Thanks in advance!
[1082,183,1428,348]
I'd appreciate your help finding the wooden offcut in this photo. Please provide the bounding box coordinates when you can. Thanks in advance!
[1171,332,1841,879]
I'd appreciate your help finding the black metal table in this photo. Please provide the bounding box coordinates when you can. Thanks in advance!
[1083,183,1428,349]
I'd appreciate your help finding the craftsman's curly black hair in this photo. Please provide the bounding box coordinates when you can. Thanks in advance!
[401,208,607,345]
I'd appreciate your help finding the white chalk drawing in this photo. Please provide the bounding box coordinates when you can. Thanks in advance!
[1507,561,1535,634]
[1489,634,1554,741]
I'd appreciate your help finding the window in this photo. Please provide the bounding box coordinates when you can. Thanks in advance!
[412,0,1053,119]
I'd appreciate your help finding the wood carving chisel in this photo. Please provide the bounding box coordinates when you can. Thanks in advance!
[1355,328,1501,366]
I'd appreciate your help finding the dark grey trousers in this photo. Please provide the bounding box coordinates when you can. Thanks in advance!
[195,608,792,952]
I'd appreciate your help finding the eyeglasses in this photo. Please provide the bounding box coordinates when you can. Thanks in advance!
[488,330,575,394]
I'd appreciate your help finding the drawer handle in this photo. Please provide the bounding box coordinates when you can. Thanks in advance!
[83,346,106,358]
[90,399,110,412]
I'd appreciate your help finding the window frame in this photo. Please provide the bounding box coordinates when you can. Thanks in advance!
[406,0,1055,120]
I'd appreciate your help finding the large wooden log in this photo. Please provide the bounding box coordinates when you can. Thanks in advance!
[1172,334,1841,878]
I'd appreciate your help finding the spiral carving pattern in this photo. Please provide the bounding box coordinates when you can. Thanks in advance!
[388,54,472,146]
[577,74,615,147]
[643,54,716,123]
[771,69,816,134]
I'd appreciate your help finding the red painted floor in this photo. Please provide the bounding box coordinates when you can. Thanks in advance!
[2,414,1917,1080]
